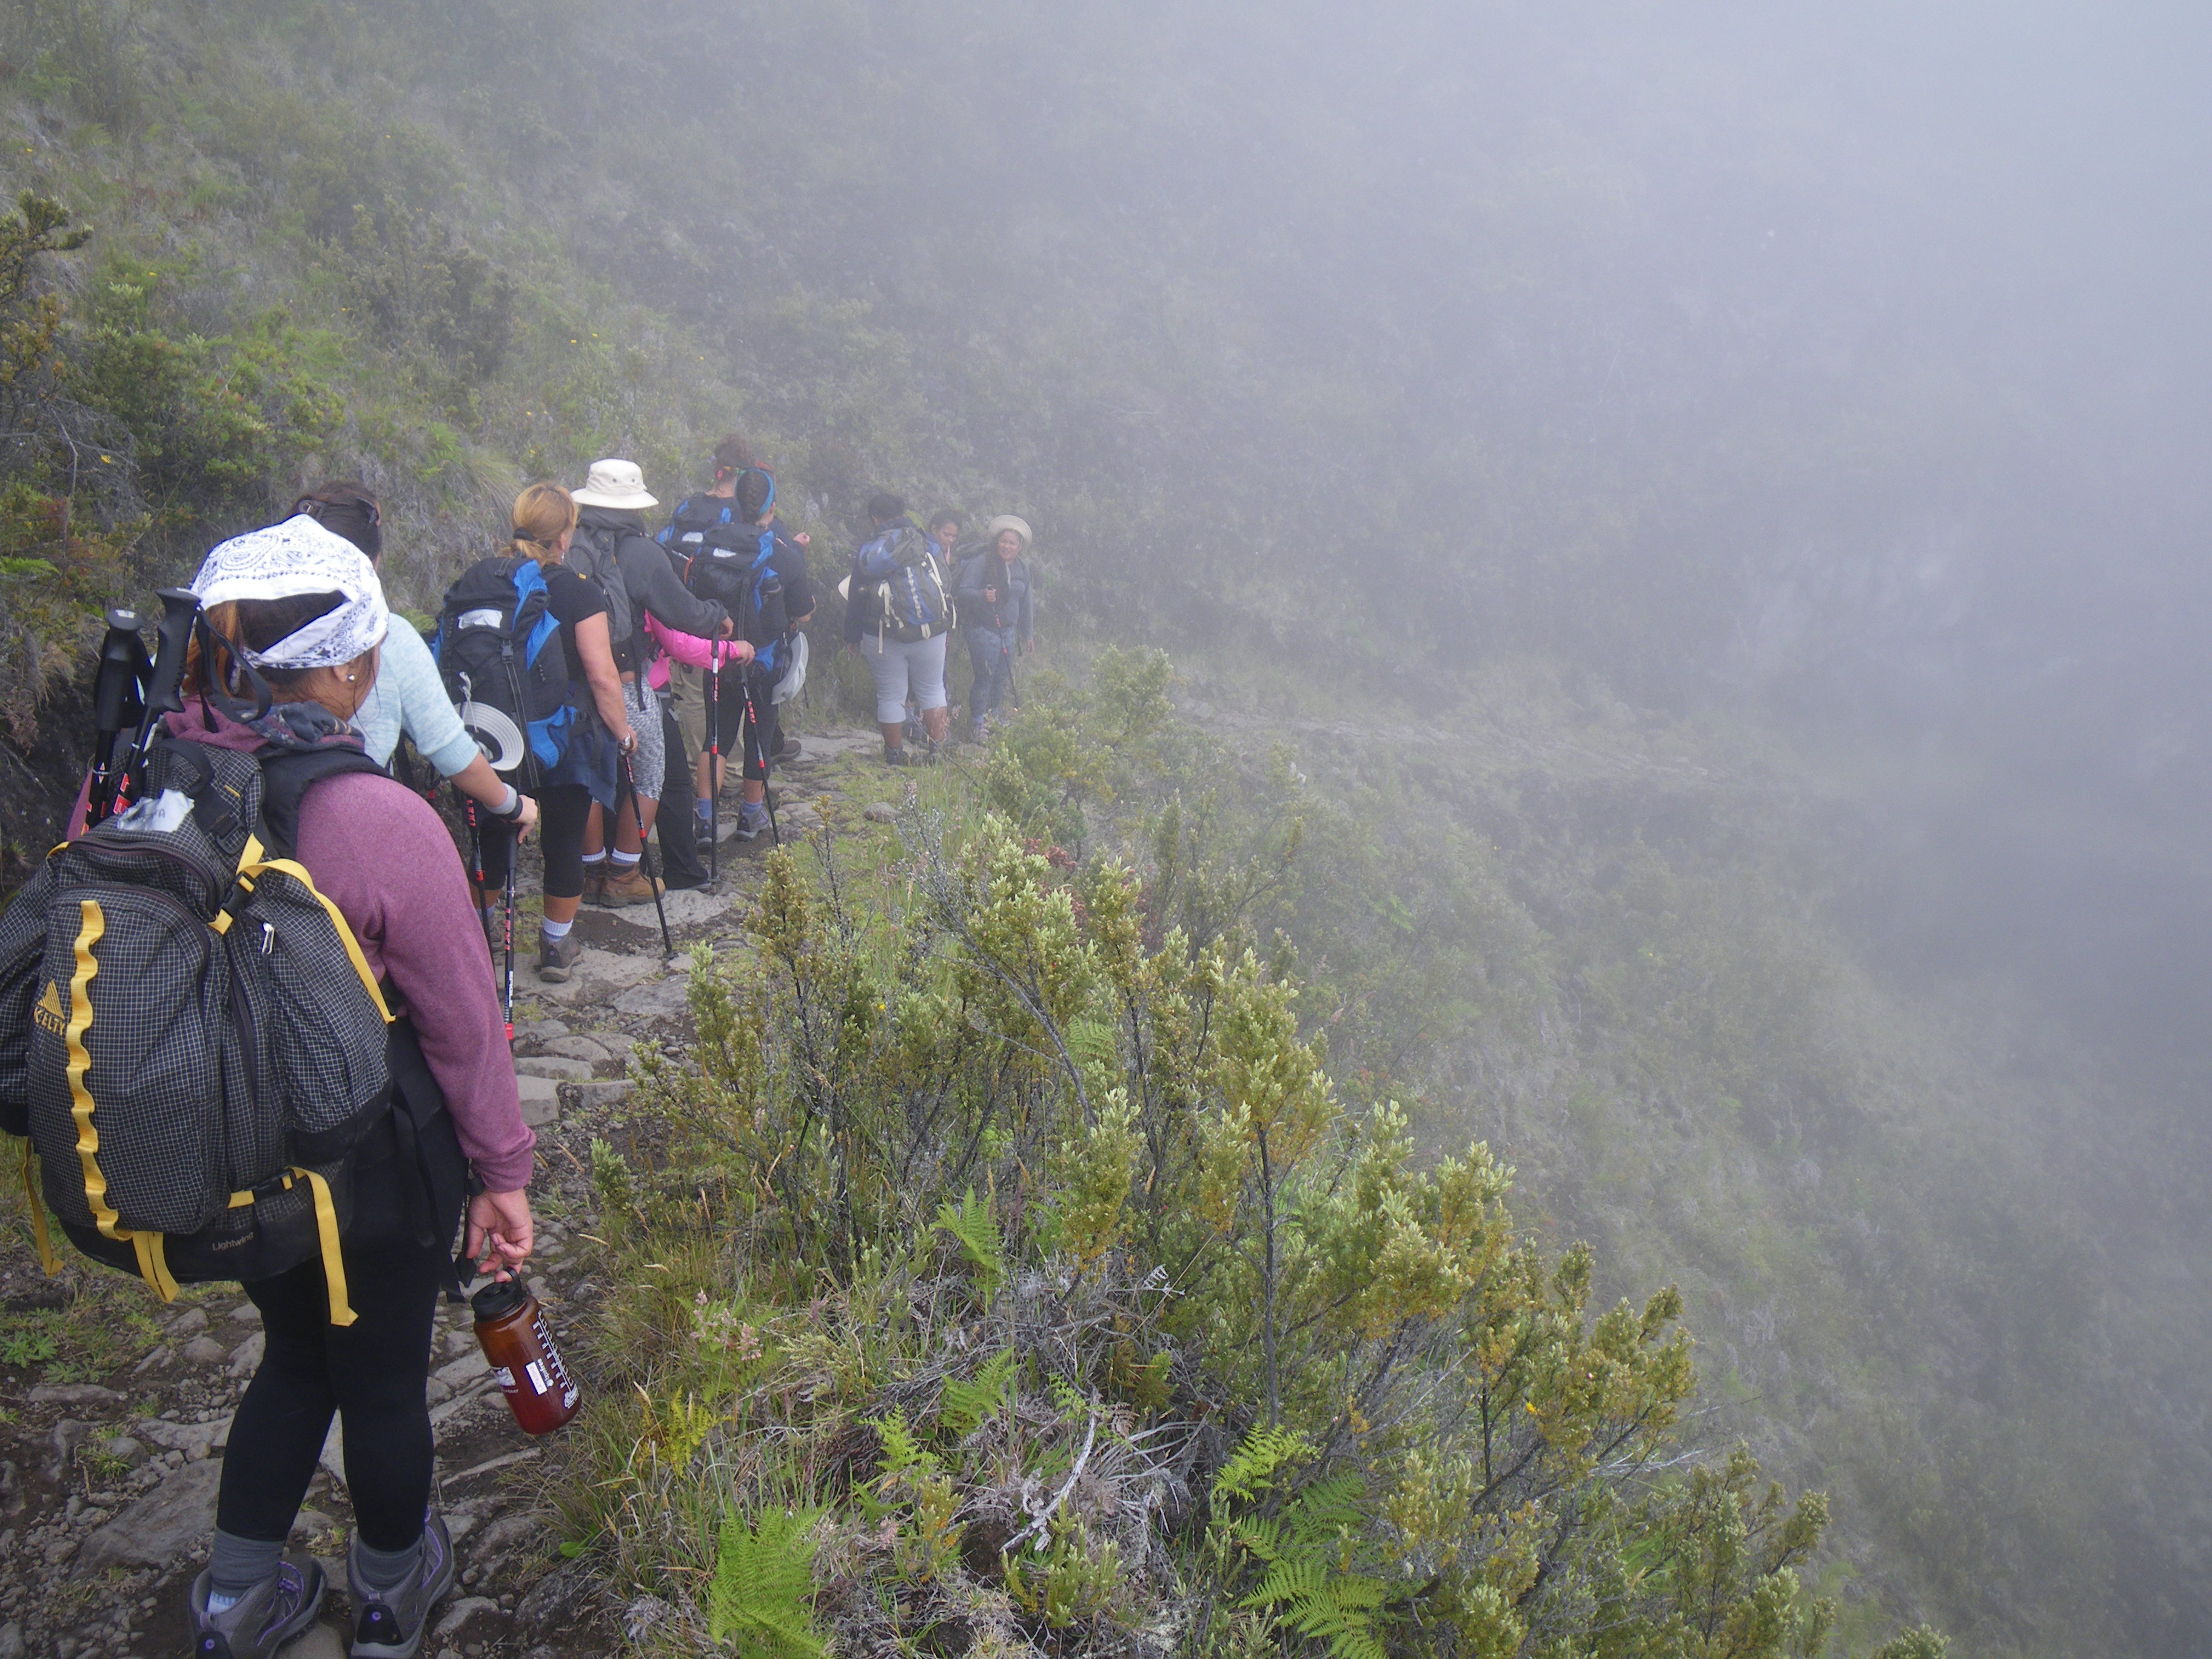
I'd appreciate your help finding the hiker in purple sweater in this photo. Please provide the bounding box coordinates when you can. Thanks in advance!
[172,522,534,1658]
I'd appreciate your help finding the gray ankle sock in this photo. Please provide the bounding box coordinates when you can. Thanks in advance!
[210,1528,287,1597]
[355,1534,421,1594]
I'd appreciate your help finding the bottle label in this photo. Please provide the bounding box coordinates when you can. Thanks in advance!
[530,1311,579,1410]
[525,1359,551,1395]
[492,1365,518,1394]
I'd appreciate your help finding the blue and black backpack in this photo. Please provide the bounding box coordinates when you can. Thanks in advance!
[853,522,954,642]
[431,555,575,787]
[660,486,789,672]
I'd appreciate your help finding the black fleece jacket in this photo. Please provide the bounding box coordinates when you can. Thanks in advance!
[578,504,727,672]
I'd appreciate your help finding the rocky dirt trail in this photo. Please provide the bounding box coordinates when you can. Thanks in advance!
[0,728,906,1659]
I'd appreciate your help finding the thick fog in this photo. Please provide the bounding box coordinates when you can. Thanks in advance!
[660,0,2212,1064]
[11,0,2209,1649]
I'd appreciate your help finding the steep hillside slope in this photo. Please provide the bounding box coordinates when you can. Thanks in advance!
[0,5,2200,1654]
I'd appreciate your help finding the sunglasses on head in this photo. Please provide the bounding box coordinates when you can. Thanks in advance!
[297,494,379,526]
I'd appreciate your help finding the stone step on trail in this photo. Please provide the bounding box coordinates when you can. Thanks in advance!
[515,1073,561,1127]
[528,945,674,1006]
[515,1055,591,1081]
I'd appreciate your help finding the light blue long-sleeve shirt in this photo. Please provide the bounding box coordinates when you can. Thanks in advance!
[355,618,480,776]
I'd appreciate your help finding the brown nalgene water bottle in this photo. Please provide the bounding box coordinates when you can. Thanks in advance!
[471,1278,580,1435]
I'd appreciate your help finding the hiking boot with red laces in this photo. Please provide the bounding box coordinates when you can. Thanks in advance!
[188,1557,326,1658]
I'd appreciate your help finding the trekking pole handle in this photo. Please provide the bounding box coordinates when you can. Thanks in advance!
[126,588,201,774]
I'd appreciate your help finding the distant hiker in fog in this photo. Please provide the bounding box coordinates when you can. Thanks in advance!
[929,508,964,563]
[845,491,955,765]
[956,514,1034,740]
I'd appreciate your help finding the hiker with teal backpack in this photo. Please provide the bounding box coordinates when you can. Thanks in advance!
[842,491,955,766]
[0,521,534,1658]
[954,514,1035,741]
[657,461,816,853]
[464,483,640,984]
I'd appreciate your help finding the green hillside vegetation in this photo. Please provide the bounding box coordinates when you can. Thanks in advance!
[0,3,2199,1655]
[571,669,1941,1658]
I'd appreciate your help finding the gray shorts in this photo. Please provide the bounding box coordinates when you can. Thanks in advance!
[623,678,665,802]
[859,632,948,725]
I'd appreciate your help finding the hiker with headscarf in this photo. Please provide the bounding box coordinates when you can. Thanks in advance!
[566,458,731,905]
[288,482,539,925]
[955,514,1036,740]
[174,521,532,1657]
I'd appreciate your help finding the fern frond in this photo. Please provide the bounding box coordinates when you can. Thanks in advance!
[1278,1574,1390,1659]
[1227,1515,1289,1563]
[1285,1472,1366,1544]
[1212,1424,1316,1504]
[708,1504,826,1657]
[871,1407,933,1478]
[934,1187,1007,1294]
[1242,1555,1328,1609]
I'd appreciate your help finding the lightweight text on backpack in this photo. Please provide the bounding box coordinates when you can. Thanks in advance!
[568,520,635,657]
[661,498,790,673]
[0,737,398,1325]
[432,555,577,788]
[854,523,956,643]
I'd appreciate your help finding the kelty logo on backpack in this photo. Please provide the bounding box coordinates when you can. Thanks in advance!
[32,980,63,1037]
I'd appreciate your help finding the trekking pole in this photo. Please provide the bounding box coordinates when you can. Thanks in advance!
[618,750,676,959]
[707,648,721,886]
[461,791,485,904]
[740,676,780,846]
[87,608,147,826]
[993,597,1018,712]
[501,854,517,1044]
[121,588,200,799]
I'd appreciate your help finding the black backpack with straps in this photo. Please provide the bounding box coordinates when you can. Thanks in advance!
[661,497,789,671]
[567,520,635,656]
[0,736,404,1324]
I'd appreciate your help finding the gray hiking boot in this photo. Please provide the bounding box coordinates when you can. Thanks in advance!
[189,1557,326,1658]
[883,740,910,767]
[536,928,581,983]
[347,1508,456,1658]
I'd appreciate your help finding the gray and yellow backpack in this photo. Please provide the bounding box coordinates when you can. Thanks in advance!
[0,736,395,1324]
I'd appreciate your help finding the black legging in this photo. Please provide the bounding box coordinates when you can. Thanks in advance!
[475,782,592,901]
[736,682,780,784]
[216,1159,446,1552]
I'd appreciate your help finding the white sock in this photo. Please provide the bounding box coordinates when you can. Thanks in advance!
[611,850,641,869]
[580,850,607,867]
[542,916,572,940]
[206,1590,241,1615]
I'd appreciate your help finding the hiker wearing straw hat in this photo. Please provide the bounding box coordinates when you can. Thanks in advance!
[566,457,732,907]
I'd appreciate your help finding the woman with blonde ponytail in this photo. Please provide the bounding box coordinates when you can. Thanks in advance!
[474,483,637,981]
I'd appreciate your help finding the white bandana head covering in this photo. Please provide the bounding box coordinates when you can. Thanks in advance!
[189,516,390,670]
